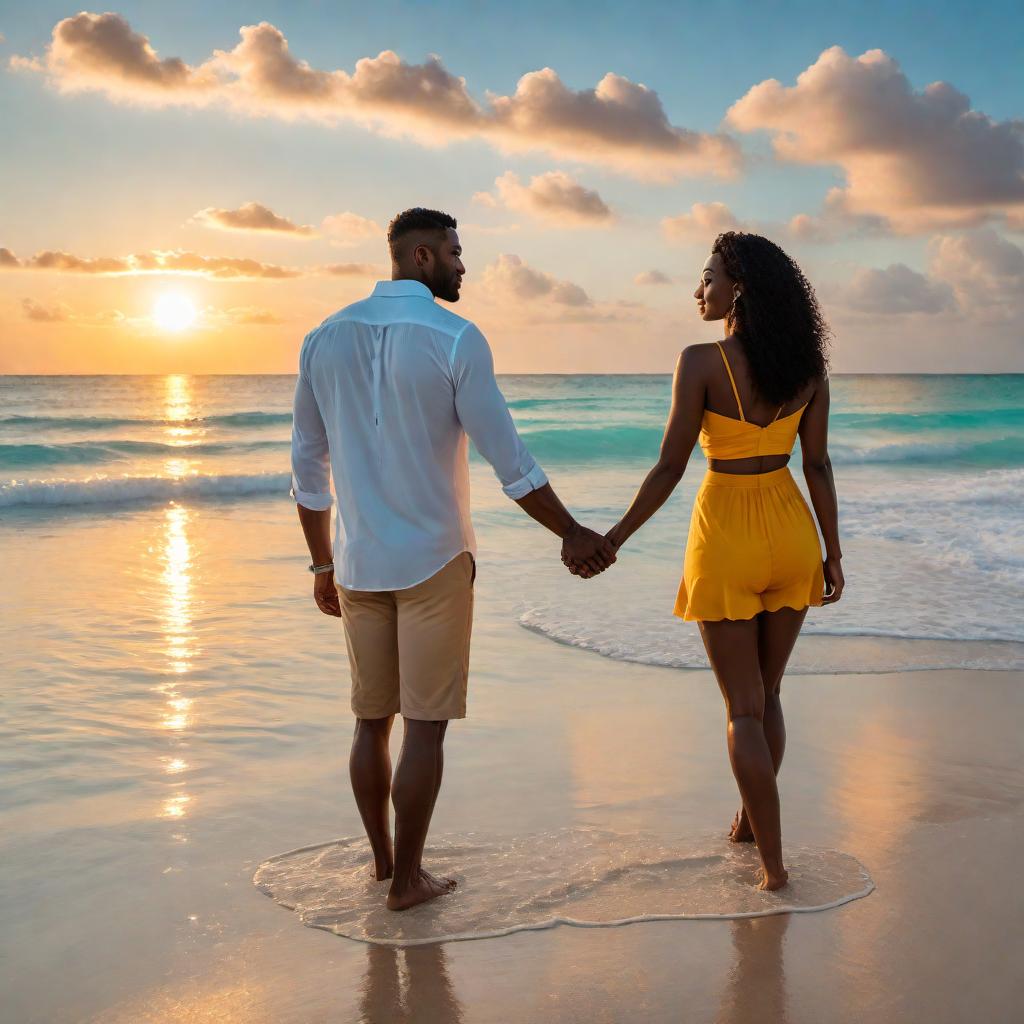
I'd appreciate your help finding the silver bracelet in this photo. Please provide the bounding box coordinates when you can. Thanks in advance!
[309,561,335,575]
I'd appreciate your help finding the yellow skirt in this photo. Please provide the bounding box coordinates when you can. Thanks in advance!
[675,466,824,622]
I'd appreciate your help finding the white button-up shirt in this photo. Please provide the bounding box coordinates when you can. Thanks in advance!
[290,279,548,590]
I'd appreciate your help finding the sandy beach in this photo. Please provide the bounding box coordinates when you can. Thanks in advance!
[4,559,1022,1023]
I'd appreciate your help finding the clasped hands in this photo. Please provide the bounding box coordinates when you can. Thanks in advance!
[561,523,619,579]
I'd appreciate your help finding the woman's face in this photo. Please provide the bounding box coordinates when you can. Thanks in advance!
[693,252,739,322]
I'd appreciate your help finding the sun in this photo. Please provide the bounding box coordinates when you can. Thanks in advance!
[153,293,197,332]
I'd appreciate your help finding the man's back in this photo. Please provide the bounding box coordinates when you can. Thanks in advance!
[290,279,547,591]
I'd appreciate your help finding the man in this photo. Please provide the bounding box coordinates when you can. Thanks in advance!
[290,207,615,911]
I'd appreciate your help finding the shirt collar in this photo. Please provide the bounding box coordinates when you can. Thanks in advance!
[372,279,435,301]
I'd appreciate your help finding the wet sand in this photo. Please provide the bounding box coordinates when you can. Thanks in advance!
[3,609,1022,1023]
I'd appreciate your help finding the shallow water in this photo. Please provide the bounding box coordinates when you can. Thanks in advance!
[255,828,874,945]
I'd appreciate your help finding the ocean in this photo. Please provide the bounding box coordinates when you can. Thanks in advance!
[3,371,1023,1017]
[2,373,1022,674]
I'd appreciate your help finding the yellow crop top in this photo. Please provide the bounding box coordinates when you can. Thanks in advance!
[699,342,807,460]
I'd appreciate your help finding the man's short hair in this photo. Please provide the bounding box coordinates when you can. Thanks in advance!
[387,208,457,260]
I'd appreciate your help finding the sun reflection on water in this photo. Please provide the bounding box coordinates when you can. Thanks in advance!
[163,375,201,474]
[162,794,191,819]
[157,448,198,819]
[164,374,194,426]
[162,504,194,676]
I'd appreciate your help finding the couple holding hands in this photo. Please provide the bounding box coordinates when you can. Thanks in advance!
[291,207,843,910]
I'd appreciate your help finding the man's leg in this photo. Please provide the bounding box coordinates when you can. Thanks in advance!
[387,717,456,911]
[350,715,396,880]
[387,554,474,911]
[415,719,448,877]
[336,583,401,880]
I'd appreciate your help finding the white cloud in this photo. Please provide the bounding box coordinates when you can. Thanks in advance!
[21,297,126,325]
[476,171,613,225]
[927,228,1024,321]
[634,270,673,285]
[2,247,304,279]
[728,46,1024,233]
[22,298,70,322]
[839,263,956,315]
[192,201,316,236]
[13,12,740,180]
[481,253,591,306]
[662,202,743,241]
[322,261,382,277]
[320,211,383,246]
[202,305,286,326]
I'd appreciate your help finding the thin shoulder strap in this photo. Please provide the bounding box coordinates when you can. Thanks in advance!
[771,404,784,422]
[715,341,744,421]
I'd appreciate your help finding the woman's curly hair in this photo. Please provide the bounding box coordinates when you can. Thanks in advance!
[712,231,831,406]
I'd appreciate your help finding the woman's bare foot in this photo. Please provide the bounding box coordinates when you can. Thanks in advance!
[728,808,755,843]
[371,860,394,882]
[386,869,457,911]
[756,866,789,891]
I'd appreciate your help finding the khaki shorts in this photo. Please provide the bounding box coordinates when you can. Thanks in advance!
[336,552,475,721]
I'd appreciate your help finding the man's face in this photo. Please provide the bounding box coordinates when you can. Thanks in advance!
[428,228,465,303]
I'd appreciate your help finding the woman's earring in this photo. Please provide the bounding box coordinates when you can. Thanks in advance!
[730,292,741,320]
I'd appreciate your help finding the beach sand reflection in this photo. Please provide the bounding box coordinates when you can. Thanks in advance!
[359,944,463,1024]
[716,915,790,1024]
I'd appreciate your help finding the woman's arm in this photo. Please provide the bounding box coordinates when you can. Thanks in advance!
[798,376,844,603]
[605,348,705,550]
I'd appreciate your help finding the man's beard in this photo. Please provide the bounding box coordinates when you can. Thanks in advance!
[434,273,460,303]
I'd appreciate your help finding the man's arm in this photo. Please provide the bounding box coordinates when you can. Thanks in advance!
[290,349,341,616]
[515,485,615,577]
[295,505,339,617]
[451,323,615,576]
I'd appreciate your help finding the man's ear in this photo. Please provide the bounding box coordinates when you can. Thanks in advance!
[414,244,432,270]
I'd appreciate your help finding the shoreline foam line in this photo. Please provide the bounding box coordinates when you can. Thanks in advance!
[517,613,1024,672]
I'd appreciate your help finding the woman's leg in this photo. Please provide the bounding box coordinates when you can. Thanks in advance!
[699,616,788,889]
[731,606,808,842]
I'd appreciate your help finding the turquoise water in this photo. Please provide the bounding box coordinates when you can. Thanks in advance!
[1,373,1022,668]
[2,375,1022,477]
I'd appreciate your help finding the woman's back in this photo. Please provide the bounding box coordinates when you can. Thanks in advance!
[705,339,816,427]
[698,340,818,472]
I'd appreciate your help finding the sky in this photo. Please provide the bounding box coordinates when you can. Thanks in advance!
[1,1,1023,374]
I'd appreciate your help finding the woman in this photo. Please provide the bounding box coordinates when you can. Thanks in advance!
[602,231,844,890]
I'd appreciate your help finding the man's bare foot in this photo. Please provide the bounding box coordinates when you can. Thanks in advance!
[418,867,456,891]
[728,808,755,843]
[386,869,457,911]
[756,866,789,891]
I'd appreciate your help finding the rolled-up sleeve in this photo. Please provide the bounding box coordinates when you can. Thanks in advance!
[450,323,548,500]
[289,343,333,510]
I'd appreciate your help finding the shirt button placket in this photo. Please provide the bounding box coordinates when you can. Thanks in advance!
[372,326,383,463]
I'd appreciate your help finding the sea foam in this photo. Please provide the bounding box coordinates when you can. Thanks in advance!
[0,472,289,508]
[254,828,874,946]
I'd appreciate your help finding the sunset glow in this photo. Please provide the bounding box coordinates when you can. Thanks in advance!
[153,294,197,332]
[1,6,1022,374]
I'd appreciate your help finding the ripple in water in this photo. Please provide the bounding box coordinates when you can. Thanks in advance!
[254,828,874,945]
